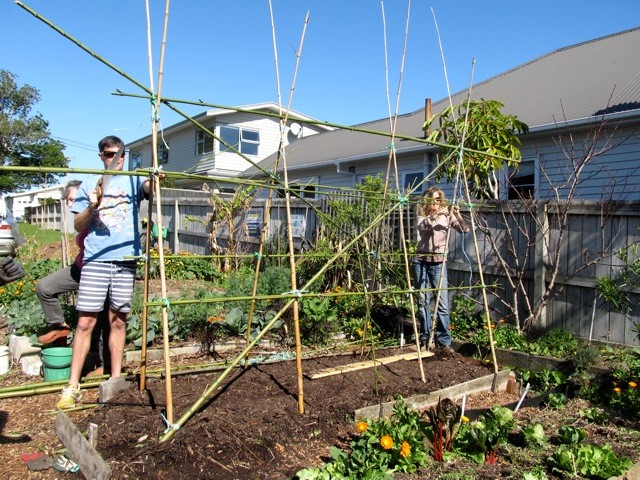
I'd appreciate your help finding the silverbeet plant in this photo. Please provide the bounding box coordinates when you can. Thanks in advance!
[455,405,515,464]
[423,397,463,461]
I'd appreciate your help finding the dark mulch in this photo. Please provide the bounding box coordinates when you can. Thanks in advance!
[80,347,494,479]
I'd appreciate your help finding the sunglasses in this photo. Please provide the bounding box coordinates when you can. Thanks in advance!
[101,150,125,159]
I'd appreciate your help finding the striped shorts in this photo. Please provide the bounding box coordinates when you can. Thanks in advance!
[76,261,136,314]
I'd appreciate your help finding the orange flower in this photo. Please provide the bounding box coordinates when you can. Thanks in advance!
[400,441,411,458]
[461,415,470,423]
[629,381,637,389]
[356,421,368,432]
[380,435,394,450]
[613,387,622,393]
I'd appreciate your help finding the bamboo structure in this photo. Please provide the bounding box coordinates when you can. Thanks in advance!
[8,0,503,449]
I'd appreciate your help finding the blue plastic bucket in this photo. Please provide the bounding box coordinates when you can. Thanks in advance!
[41,347,72,382]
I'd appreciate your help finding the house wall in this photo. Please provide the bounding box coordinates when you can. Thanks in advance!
[128,111,328,181]
[518,123,640,201]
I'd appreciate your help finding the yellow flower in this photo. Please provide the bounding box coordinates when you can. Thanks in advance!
[614,387,622,393]
[400,441,411,458]
[629,381,637,389]
[461,415,470,423]
[356,421,368,433]
[380,435,394,450]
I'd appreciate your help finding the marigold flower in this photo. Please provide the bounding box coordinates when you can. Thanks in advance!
[380,435,394,450]
[400,441,411,458]
[613,387,622,393]
[356,421,368,432]
[461,415,470,423]
[629,381,637,389]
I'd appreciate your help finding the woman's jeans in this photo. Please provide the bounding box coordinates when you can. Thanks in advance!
[411,259,452,347]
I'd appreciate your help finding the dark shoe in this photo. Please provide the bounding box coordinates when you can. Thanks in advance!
[38,326,71,344]
[438,344,455,355]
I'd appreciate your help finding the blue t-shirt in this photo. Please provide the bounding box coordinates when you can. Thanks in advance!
[71,174,145,262]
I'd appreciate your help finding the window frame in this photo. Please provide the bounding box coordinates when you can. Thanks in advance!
[195,127,214,155]
[218,124,260,156]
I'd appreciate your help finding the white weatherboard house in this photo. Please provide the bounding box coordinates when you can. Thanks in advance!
[125,102,332,189]
[243,27,640,202]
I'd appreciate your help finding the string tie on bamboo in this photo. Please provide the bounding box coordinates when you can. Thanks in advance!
[387,142,396,151]
[281,289,308,298]
[161,412,180,433]
[253,252,263,260]
[269,170,279,182]
[161,298,171,309]
[395,194,409,207]
[150,94,160,122]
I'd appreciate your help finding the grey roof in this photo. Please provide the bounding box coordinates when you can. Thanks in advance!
[245,27,640,175]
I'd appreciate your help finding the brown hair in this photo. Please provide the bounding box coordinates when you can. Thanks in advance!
[417,186,446,216]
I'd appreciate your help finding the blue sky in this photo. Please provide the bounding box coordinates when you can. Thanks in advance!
[2,0,639,185]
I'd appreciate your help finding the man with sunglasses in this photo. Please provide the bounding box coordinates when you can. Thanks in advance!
[57,135,153,409]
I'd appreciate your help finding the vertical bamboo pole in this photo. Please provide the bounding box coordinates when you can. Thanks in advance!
[152,0,174,425]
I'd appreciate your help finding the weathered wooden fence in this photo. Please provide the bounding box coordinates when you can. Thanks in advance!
[28,190,640,346]
[445,201,640,347]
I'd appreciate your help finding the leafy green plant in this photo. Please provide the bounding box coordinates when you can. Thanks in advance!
[523,423,548,449]
[596,238,640,341]
[424,98,529,199]
[581,347,640,421]
[141,248,222,281]
[544,392,568,409]
[548,443,632,479]
[126,296,178,347]
[555,425,587,445]
[455,406,515,464]
[522,467,549,480]
[295,397,429,479]
[300,296,340,346]
[1,258,62,337]
[526,328,579,358]
[449,294,483,340]
[579,407,608,424]
[519,367,568,393]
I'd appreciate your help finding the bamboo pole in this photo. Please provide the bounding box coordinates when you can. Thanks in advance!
[244,0,287,366]
[375,0,426,383]
[138,0,156,393]
[149,0,175,426]
[277,9,310,415]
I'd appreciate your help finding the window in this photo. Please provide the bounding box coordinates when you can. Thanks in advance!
[219,125,260,155]
[195,128,214,155]
[507,157,536,199]
[130,149,142,169]
[157,141,169,165]
[403,172,425,193]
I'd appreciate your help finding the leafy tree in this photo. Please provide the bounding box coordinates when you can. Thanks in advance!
[424,99,529,199]
[0,69,68,193]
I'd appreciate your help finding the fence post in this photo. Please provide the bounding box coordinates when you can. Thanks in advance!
[533,202,549,330]
[173,198,179,254]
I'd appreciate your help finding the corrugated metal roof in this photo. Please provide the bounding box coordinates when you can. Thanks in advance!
[245,27,640,175]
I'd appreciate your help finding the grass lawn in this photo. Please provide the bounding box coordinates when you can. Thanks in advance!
[18,222,72,245]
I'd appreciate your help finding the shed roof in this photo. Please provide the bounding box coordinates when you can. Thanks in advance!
[244,27,640,175]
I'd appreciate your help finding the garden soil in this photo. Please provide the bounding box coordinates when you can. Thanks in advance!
[1,341,639,480]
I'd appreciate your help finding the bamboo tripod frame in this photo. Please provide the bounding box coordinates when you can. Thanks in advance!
[10,0,504,442]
